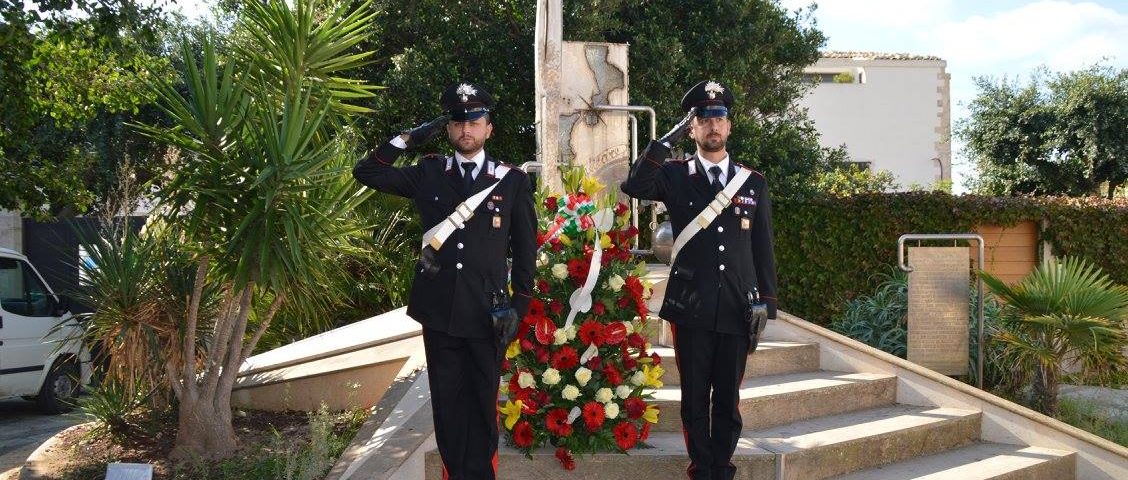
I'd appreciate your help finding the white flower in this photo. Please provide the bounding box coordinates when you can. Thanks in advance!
[615,385,633,399]
[604,402,620,419]
[536,252,550,268]
[553,329,568,345]
[542,368,561,385]
[623,321,634,335]
[562,384,580,401]
[630,371,647,386]
[575,367,592,387]
[518,371,536,389]
[565,325,577,340]
[608,274,626,292]
[551,263,569,280]
[595,387,613,403]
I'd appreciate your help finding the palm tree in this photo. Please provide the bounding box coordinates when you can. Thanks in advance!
[134,0,377,459]
[980,256,1128,416]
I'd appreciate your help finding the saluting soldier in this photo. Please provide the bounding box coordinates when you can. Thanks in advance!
[353,82,536,480]
[620,80,778,480]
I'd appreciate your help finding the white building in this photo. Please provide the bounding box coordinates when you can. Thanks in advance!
[799,51,951,189]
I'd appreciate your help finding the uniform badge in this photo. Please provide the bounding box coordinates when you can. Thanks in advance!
[741,218,751,230]
[487,201,495,210]
[491,195,503,201]
[456,83,477,103]
[493,215,502,228]
[733,207,741,215]
[705,81,725,99]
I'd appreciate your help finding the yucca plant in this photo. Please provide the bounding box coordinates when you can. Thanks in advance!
[133,0,377,459]
[980,256,1128,416]
[830,270,909,357]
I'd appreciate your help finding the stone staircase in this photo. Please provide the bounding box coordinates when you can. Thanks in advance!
[421,335,1078,479]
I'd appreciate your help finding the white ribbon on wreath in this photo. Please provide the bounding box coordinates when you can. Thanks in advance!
[562,207,616,331]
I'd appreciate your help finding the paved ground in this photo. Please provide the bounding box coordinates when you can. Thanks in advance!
[0,398,90,479]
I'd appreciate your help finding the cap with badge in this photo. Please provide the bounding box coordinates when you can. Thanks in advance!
[680,80,734,118]
[440,82,495,122]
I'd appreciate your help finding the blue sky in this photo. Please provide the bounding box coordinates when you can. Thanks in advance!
[779,0,1128,192]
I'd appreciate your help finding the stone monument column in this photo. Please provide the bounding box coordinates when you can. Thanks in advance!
[534,0,564,193]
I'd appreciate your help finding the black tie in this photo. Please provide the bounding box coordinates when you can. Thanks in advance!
[461,161,476,195]
[709,165,724,194]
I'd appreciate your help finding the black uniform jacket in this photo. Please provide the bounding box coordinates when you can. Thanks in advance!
[353,142,537,339]
[621,140,778,335]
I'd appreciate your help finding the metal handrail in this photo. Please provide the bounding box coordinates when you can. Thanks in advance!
[897,233,985,389]
[593,105,657,254]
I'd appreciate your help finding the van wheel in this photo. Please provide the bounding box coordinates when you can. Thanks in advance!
[36,360,79,414]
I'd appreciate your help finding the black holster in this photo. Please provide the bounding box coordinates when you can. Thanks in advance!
[746,290,769,352]
[490,291,519,361]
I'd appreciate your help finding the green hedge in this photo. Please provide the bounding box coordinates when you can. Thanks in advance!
[774,192,1128,324]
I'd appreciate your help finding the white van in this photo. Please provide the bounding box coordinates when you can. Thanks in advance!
[0,247,91,413]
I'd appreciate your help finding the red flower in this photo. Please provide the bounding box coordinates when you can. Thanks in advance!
[550,240,563,252]
[528,298,546,318]
[513,420,535,448]
[545,408,572,437]
[585,355,602,371]
[624,225,639,239]
[536,347,549,363]
[593,301,606,315]
[537,279,551,294]
[566,258,589,285]
[613,421,639,450]
[603,322,627,345]
[501,359,511,373]
[549,300,564,315]
[577,319,605,346]
[582,401,605,431]
[625,397,647,420]
[551,346,579,370]
[520,338,534,352]
[623,355,638,370]
[544,196,559,211]
[627,332,645,349]
[625,275,644,298]
[640,421,652,441]
[555,447,576,470]
[603,364,622,386]
[635,297,649,318]
[617,294,632,309]
[535,316,557,345]
[615,201,629,216]
[650,351,662,365]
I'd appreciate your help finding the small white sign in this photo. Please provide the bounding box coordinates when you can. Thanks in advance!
[106,463,153,480]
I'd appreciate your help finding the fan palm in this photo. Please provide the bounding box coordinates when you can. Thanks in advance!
[134,0,377,459]
[980,256,1128,416]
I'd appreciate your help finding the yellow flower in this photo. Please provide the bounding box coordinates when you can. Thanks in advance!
[600,233,612,249]
[643,363,665,388]
[559,234,572,246]
[505,340,521,359]
[498,399,524,430]
[581,176,605,196]
[642,404,660,424]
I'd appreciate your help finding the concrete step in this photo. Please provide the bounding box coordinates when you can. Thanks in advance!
[649,370,897,432]
[750,405,982,480]
[836,442,1076,480]
[423,431,775,480]
[653,341,819,385]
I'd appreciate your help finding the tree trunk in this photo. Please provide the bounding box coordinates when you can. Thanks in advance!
[1033,363,1060,417]
[171,394,238,460]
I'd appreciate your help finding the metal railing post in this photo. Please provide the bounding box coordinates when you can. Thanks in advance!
[898,233,986,389]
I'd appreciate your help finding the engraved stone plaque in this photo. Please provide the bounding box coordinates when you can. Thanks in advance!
[907,247,970,376]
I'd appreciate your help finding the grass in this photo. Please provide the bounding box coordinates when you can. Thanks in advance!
[1056,397,1128,447]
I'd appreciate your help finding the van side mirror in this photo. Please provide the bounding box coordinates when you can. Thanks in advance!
[52,295,72,316]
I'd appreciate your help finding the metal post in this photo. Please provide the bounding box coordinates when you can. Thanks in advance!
[898,233,985,389]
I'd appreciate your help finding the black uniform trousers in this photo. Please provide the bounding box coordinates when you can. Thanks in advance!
[671,324,751,480]
[423,327,501,480]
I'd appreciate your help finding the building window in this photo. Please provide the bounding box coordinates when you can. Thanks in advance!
[803,71,856,84]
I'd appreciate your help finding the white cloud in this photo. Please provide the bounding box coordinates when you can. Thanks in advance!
[930,1,1127,72]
